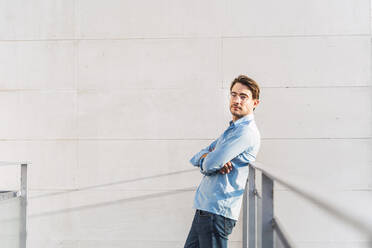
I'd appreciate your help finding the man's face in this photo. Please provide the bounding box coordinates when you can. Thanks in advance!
[229,82,259,121]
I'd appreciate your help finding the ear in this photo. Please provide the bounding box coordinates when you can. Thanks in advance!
[253,99,260,108]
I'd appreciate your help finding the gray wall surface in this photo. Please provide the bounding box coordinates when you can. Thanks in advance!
[0,0,371,247]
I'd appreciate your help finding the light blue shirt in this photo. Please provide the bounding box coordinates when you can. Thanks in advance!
[190,114,260,220]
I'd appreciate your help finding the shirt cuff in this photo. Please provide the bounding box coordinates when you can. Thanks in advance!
[199,157,205,169]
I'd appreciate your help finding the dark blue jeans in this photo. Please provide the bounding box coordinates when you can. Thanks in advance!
[184,210,237,248]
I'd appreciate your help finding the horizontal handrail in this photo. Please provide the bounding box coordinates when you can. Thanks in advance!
[252,162,372,239]
[0,161,30,166]
[0,191,18,201]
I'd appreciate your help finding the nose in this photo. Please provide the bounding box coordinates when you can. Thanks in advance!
[232,95,241,104]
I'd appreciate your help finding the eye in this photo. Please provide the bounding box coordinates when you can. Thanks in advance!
[240,95,247,100]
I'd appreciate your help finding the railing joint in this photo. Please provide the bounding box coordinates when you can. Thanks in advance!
[271,218,276,228]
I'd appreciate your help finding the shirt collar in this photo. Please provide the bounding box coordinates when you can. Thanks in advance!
[229,113,254,127]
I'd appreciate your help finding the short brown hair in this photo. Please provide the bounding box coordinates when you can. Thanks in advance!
[230,75,260,100]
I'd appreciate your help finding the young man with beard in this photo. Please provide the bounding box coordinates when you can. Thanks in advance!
[184,75,261,248]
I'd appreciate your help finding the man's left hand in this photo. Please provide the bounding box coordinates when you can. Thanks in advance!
[219,161,233,174]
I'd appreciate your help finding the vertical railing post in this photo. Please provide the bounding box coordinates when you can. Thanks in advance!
[261,173,273,248]
[20,164,27,248]
[243,164,256,248]
[248,165,256,248]
[243,175,248,248]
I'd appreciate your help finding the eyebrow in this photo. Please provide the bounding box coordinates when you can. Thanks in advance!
[231,91,249,97]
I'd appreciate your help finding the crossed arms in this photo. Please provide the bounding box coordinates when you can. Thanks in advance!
[190,131,253,176]
[200,148,233,175]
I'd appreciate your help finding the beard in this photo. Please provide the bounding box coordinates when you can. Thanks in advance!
[230,106,244,119]
[231,112,244,119]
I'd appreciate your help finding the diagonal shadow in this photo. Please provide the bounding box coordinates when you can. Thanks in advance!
[30,186,197,219]
[30,168,196,199]
[0,186,197,222]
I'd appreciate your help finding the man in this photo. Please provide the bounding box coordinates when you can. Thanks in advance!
[184,75,261,248]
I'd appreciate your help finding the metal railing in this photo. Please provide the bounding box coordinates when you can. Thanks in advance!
[242,162,372,248]
[0,161,29,248]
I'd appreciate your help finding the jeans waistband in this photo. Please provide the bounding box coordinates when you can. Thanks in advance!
[196,209,212,216]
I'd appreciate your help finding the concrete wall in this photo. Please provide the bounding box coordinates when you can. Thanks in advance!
[0,0,371,247]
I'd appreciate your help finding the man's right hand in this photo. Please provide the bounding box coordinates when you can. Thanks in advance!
[201,153,208,159]
[201,147,215,159]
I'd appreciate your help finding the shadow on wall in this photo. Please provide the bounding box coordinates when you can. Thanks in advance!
[1,168,198,222]
[29,186,196,219]
[30,168,196,199]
